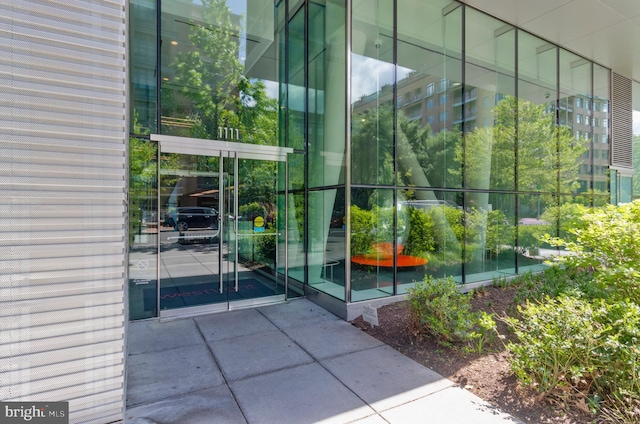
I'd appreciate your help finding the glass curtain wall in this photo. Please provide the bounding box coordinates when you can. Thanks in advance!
[129,0,615,312]
[463,9,516,283]
[128,138,159,320]
[395,0,463,293]
[129,0,159,320]
[350,0,464,302]
[306,0,348,299]
[128,0,297,317]
[557,49,596,251]
[285,5,307,289]
[347,0,611,301]
[516,32,557,272]
[350,0,396,301]
[130,0,158,133]
[593,64,611,206]
[159,0,280,144]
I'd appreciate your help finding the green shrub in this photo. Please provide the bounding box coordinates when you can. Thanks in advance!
[505,296,640,415]
[402,207,435,257]
[407,276,495,350]
[542,200,640,304]
[239,201,265,221]
[540,202,588,242]
[256,223,276,261]
[350,205,375,255]
[513,267,603,304]
[485,210,515,255]
[517,224,549,249]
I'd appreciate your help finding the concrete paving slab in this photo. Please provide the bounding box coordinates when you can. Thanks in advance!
[194,308,279,342]
[126,344,224,407]
[128,318,203,355]
[230,362,375,424]
[283,320,384,360]
[208,330,313,381]
[125,385,247,424]
[380,386,522,424]
[258,299,339,329]
[321,345,453,413]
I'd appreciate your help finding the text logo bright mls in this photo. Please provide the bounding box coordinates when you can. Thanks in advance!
[1,402,68,424]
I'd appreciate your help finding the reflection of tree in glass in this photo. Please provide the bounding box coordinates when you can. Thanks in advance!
[169,0,242,134]
[165,0,283,219]
[452,96,588,195]
[167,0,278,147]
[350,105,395,186]
[129,124,157,245]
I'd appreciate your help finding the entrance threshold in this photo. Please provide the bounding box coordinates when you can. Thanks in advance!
[159,295,286,320]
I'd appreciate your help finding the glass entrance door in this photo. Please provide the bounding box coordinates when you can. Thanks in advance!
[157,138,289,317]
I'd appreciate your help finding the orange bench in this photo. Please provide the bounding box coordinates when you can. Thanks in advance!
[351,242,428,268]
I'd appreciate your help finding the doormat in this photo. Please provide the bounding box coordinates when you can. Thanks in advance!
[144,279,279,310]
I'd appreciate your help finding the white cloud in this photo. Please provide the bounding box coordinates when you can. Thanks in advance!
[350,54,415,101]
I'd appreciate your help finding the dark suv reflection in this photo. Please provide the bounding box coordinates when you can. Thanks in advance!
[166,207,218,232]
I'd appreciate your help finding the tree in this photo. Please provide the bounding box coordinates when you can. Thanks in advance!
[452,96,587,195]
[166,0,278,147]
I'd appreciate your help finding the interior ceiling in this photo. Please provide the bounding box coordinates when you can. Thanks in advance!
[458,0,640,82]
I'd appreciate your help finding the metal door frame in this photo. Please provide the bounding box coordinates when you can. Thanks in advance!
[153,134,292,318]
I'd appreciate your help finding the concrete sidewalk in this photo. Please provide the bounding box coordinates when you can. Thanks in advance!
[125,299,521,424]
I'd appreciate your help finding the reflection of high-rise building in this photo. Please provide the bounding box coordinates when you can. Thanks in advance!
[354,70,610,195]
[2,0,639,421]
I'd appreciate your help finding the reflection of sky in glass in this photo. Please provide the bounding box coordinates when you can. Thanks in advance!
[634,111,640,135]
[227,0,247,64]
[351,54,411,102]
[261,79,279,99]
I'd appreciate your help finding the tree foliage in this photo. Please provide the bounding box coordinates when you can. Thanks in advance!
[352,96,587,197]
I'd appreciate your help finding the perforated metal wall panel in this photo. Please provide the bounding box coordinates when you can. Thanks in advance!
[611,72,633,169]
[0,1,127,423]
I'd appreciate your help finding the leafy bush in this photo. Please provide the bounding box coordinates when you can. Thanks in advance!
[505,296,640,415]
[517,224,549,249]
[513,267,604,305]
[542,200,640,304]
[407,276,495,350]
[540,202,588,242]
[486,210,515,255]
[350,205,376,255]
[402,207,435,257]
[256,223,277,261]
[239,201,265,221]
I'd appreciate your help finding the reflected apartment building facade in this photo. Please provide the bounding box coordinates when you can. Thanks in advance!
[1,0,637,422]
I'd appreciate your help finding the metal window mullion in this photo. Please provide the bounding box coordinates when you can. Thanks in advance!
[156,0,162,133]
[514,28,519,275]
[284,155,289,298]
[157,142,162,311]
[219,150,225,294]
[460,3,466,285]
[234,151,239,291]
[392,0,398,296]
[345,0,352,303]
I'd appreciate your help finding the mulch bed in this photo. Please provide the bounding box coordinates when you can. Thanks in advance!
[351,285,594,423]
